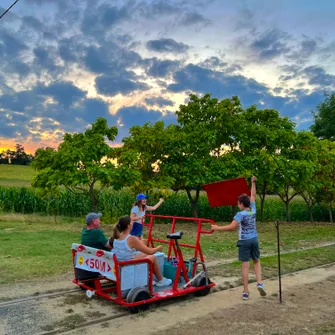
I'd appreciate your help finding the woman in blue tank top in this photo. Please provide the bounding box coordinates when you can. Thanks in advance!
[112,216,172,287]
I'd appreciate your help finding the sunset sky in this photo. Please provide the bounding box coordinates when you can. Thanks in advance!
[1,0,335,153]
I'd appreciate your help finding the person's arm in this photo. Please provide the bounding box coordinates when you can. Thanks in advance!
[130,212,144,221]
[130,206,144,221]
[211,220,239,232]
[250,176,257,203]
[146,198,164,211]
[128,236,163,254]
[104,241,112,250]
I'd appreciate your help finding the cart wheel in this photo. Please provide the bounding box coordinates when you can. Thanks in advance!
[86,290,95,298]
[193,273,211,297]
[126,287,151,313]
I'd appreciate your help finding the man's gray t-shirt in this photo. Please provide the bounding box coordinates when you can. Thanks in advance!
[233,202,258,240]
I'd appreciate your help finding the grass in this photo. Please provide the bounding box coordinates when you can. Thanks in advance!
[211,245,335,278]
[149,219,335,261]
[0,213,334,285]
[0,165,34,187]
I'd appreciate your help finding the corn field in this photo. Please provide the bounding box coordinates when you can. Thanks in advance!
[0,185,333,222]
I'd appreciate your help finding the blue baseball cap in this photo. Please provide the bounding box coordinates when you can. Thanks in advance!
[136,193,148,201]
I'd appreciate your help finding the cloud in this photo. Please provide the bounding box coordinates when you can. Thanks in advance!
[180,12,211,27]
[166,62,327,124]
[82,43,143,75]
[146,58,180,78]
[22,16,45,32]
[0,112,30,138]
[0,90,42,113]
[81,3,129,38]
[280,64,335,88]
[250,29,290,60]
[300,66,335,87]
[167,63,270,106]
[286,37,318,64]
[36,81,86,107]
[33,46,61,74]
[145,97,174,107]
[199,56,228,69]
[146,38,190,53]
[0,30,28,57]
[95,73,150,97]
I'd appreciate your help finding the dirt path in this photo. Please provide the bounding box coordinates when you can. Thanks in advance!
[1,264,335,335]
[67,263,335,335]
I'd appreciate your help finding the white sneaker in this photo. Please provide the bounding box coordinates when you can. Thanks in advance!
[156,277,172,287]
[152,280,156,286]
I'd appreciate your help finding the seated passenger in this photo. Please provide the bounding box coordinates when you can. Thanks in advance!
[112,216,172,287]
[81,212,112,251]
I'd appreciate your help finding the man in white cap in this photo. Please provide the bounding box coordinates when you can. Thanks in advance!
[81,212,112,251]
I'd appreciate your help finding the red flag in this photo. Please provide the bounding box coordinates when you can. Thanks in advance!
[202,177,250,207]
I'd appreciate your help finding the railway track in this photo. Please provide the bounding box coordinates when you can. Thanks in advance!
[2,261,335,335]
[0,288,80,308]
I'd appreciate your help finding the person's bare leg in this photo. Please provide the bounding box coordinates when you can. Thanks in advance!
[146,255,163,281]
[134,253,148,259]
[254,259,266,296]
[242,261,250,293]
[133,253,163,281]
[253,259,262,283]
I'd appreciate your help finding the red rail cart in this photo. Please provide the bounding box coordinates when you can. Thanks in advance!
[72,214,216,313]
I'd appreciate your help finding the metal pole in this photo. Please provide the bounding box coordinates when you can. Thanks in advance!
[275,221,282,303]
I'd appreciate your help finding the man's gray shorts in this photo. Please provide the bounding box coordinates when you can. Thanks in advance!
[236,238,260,262]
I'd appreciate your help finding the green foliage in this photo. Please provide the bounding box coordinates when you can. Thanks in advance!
[31,117,139,211]
[310,92,335,141]
[0,186,334,222]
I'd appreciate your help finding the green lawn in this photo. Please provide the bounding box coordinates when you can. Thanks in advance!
[0,165,34,187]
[211,244,335,280]
[0,213,334,284]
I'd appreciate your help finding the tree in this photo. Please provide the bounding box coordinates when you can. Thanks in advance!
[310,92,335,141]
[113,121,174,195]
[0,150,9,164]
[171,93,244,217]
[116,94,243,217]
[0,144,33,165]
[290,132,320,222]
[32,117,139,211]
[235,106,296,222]
[273,131,318,222]
[314,140,335,223]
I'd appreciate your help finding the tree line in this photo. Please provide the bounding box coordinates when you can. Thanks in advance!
[31,92,335,222]
[0,144,34,165]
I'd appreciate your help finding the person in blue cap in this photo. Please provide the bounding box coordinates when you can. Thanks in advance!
[130,194,164,239]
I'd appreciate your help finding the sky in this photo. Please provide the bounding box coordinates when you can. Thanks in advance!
[0,0,335,153]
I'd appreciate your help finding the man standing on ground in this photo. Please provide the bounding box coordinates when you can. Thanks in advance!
[211,176,266,300]
[81,212,112,251]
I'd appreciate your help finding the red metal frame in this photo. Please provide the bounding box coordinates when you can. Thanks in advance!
[144,214,215,277]
[72,214,216,308]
